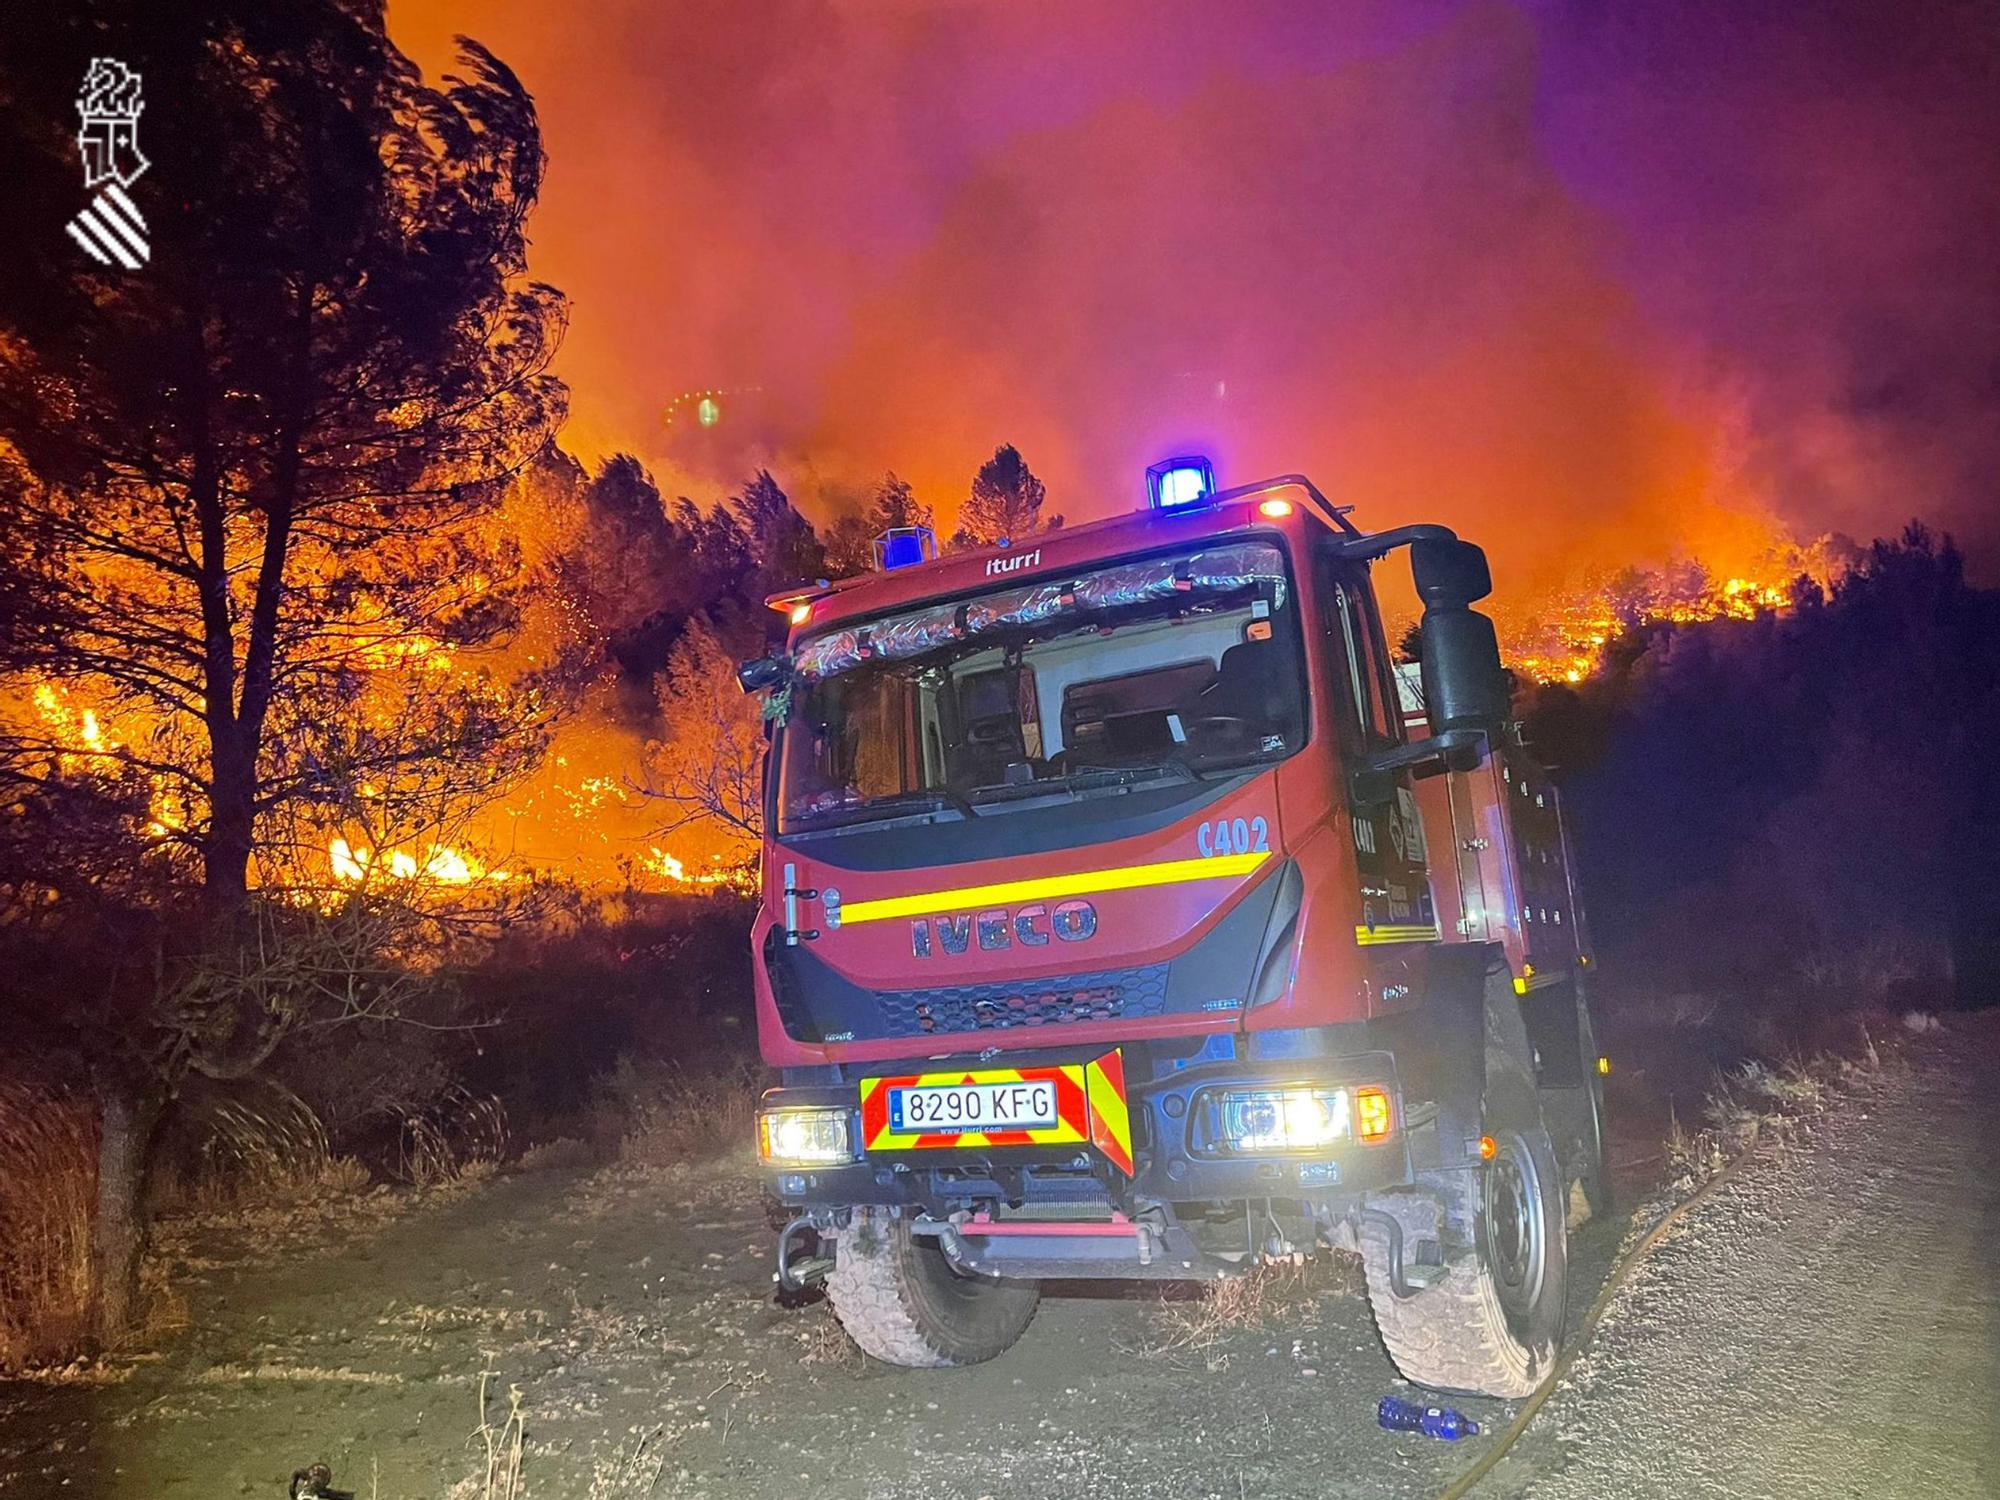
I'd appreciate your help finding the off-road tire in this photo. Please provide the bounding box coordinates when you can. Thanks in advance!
[1361,1055,1569,1398]
[826,1209,1039,1368]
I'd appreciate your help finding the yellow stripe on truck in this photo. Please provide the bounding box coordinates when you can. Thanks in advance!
[836,850,1271,927]
[1355,923,1443,946]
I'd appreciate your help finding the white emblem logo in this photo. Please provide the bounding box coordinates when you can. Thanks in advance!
[68,58,151,268]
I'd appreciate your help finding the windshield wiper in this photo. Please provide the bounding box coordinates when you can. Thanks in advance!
[792,787,977,831]
[1066,761,1210,788]
[968,761,1208,805]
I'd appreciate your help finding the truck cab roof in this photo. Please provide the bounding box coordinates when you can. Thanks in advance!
[770,474,1360,638]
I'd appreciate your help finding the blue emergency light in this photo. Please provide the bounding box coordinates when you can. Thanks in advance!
[872,526,937,571]
[1146,455,1216,510]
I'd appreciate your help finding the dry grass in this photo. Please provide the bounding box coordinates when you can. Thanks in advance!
[1793,933,1950,1008]
[585,1422,677,1498]
[447,1367,528,1500]
[607,1056,764,1168]
[178,1093,372,1211]
[0,1084,98,1372]
[517,1136,597,1174]
[1668,1030,1885,1188]
[1141,1253,1362,1367]
[397,1088,509,1188]
[794,1304,863,1367]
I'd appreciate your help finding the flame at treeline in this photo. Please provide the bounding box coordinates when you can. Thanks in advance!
[1494,534,1851,685]
[18,457,1832,901]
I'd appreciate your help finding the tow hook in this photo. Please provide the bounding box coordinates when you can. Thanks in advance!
[774,1214,834,1293]
[1357,1208,1421,1300]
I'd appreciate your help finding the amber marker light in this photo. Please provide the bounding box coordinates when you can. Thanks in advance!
[1355,1086,1393,1142]
[789,601,812,626]
[1479,1134,1498,1160]
[1258,498,1293,519]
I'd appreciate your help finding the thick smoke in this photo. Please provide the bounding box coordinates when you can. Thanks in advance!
[393,0,2000,592]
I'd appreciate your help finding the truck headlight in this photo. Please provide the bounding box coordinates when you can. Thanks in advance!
[1216,1086,1353,1152]
[758,1106,861,1167]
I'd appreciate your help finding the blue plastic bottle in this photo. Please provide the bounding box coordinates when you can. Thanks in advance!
[1377,1395,1481,1441]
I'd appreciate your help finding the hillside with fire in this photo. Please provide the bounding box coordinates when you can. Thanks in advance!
[3,4,1999,1498]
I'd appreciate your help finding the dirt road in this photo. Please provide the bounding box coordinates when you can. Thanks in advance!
[1,1018,1994,1499]
[1491,1018,2000,1498]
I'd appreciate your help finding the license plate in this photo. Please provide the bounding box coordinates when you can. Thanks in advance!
[889,1080,1058,1133]
[858,1050,1136,1176]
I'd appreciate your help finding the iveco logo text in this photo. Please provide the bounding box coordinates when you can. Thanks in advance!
[984,548,1040,578]
[911,899,1096,958]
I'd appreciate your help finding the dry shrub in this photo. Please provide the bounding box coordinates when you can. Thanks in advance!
[1144,1253,1361,1363]
[517,1136,597,1174]
[600,1055,764,1167]
[796,1305,863,1367]
[1794,932,1951,1010]
[1618,989,1721,1032]
[183,1092,370,1208]
[398,1088,509,1187]
[0,1084,97,1371]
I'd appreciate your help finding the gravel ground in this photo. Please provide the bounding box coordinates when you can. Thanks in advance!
[3,1017,1993,1499]
[0,1155,1546,1500]
[1496,1013,2000,1499]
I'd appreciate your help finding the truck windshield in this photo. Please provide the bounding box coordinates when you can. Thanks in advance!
[777,540,1305,833]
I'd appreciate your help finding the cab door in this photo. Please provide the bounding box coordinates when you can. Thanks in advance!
[1320,560,1438,946]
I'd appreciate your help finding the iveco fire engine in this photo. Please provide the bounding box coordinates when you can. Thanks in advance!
[737,459,1608,1396]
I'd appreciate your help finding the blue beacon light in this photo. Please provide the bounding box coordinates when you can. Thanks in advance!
[1146,456,1216,510]
[872,526,937,571]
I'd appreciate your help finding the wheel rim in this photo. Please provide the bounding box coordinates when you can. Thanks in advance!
[1483,1130,1547,1317]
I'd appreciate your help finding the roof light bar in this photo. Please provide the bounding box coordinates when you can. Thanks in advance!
[1146,455,1216,511]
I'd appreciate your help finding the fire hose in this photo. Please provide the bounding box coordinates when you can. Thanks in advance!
[1432,1142,1762,1499]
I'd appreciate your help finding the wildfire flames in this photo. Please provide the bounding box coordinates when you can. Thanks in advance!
[326,837,506,886]
[1501,540,1845,685]
[16,492,1839,898]
[648,847,750,890]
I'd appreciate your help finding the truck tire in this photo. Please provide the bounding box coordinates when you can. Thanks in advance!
[1361,1054,1569,1398]
[826,1209,1039,1368]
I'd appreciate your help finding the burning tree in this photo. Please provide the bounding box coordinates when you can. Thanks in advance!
[951,443,1061,548]
[640,615,765,879]
[824,471,935,575]
[0,5,566,1340]
[0,11,565,906]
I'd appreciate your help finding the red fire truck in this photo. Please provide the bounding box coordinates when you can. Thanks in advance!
[738,460,1608,1397]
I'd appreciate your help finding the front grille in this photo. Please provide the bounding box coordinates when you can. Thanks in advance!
[876,963,1169,1039]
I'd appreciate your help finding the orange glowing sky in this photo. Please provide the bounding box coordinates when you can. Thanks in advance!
[390,1,2000,599]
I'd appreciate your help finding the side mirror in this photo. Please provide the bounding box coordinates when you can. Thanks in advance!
[1412,535,1493,607]
[1415,539,1507,737]
[737,655,790,694]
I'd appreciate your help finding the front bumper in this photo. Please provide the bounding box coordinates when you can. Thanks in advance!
[758,1043,1414,1215]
